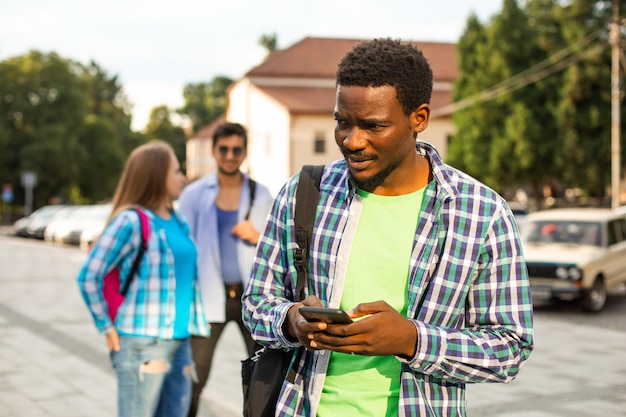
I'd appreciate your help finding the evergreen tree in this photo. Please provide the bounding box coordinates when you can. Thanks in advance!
[450,0,626,204]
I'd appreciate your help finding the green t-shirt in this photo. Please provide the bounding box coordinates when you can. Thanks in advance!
[317,187,424,417]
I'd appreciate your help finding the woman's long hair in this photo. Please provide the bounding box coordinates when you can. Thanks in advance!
[107,140,175,223]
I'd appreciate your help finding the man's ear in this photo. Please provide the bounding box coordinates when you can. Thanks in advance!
[411,103,430,135]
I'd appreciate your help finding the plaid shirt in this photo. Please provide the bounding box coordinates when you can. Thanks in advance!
[77,208,209,339]
[243,142,534,417]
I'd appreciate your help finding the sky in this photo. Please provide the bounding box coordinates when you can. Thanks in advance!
[1,0,503,131]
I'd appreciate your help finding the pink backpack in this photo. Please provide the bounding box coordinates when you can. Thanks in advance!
[102,208,150,322]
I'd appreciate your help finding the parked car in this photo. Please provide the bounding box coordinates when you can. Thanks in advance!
[44,205,86,243]
[507,202,529,232]
[24,205,70,239]
[79,206,113,251]
[12,205,67,238]
[48,204,112,246]
[521,208,626,313]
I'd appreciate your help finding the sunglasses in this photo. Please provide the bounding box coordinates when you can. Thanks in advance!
[217,145,244,157]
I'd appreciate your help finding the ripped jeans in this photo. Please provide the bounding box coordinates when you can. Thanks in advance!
[111,336,193,417]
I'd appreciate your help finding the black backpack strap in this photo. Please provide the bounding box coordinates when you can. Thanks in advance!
[285,164,324,384]
[293,165,324,301]
[245,178,257,220]
[120,208,149,296]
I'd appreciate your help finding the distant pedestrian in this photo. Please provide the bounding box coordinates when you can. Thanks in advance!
[77,140,209,417]
[178,122,274,417]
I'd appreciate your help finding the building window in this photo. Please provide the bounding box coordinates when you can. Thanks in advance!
[314,132,325,154]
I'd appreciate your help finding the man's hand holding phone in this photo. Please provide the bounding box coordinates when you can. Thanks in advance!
[291,299,418,357]
[284,296,350,348]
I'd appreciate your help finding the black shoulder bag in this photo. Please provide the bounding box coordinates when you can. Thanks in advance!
[241,164,324,417]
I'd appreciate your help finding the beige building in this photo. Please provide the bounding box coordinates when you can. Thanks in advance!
[187,37,458,195]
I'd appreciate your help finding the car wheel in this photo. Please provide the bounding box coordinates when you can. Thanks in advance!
[581,277,607,313]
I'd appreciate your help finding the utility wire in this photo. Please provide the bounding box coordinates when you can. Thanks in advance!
[431,30,606,119]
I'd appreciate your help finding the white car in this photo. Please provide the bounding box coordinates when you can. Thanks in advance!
[12,205,67,238]
[43,205,84,242]
[521,208,626,313]
[79,205,113,251]
[56,204,112,246]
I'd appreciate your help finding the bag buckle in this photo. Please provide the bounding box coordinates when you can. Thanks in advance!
[293,248,305,267]
[251,346,266,362]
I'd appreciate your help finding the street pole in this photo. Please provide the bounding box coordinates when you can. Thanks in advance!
[610,0,621,210]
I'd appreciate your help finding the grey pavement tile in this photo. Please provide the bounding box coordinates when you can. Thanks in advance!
[0,392,48,416]
[481,411,558,417]
[64,367,116,404]
[199,322,248,416]
[36,395,113,417]
[467,316,626,417]
[561,399,626,416]
[54,323,111,355]
[7,369,75,401]
[0,350,20,374]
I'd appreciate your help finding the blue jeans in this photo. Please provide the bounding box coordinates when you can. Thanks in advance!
[110,336,193,417]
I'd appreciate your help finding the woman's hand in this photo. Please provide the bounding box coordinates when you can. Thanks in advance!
[106,328,121,352]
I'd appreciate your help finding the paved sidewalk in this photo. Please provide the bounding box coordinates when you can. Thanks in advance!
[1,234,626,416]
[0,234,245,417]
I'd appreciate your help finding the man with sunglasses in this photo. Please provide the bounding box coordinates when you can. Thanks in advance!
[178,122,274,417]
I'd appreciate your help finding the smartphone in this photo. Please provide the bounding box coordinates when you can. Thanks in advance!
[299,306,353,324]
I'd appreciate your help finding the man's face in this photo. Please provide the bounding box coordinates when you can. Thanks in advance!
[212,134,246,176]
[334,85,425,194]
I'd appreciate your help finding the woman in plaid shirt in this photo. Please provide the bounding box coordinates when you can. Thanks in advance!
[77,141,209,417]
[242,39,534,417]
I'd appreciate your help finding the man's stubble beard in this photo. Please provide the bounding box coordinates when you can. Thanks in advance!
[348,159,400,193]
[217,166,241,177]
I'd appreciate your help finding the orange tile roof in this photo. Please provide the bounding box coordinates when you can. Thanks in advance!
[255,86,336,115]
[256,86,452,115]
[247,37,458,82]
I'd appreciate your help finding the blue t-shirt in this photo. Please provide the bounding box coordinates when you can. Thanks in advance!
[217,207,243,284]
[152,212,196,339]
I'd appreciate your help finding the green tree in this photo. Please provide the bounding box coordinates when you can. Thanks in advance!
[449,0,626,204]
[0,51,88,208]
[554,0,622,198]
[487,0,548,189]
[145,105,187,168]
[0,50,138,210]
[447,14,492,179]
[450,0,543,192]
[178,76,232,134]
[259,32,278,57]
[76,117,126,202]
[81,60,143,155]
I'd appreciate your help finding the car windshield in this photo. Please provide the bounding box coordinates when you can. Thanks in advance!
[31,205,66,219]
[53,206,83,219]
[83,204,112,219]
[521,220,602,247]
